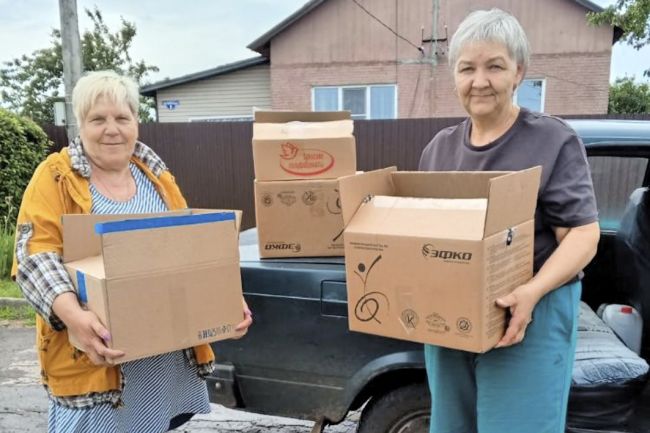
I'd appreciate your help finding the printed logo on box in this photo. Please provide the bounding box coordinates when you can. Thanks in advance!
[422,243,473,263]
[279,142,335,176]
[265,242,302,253]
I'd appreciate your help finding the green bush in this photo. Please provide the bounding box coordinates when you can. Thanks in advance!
[0,108,51,228]
[1,199,15,279]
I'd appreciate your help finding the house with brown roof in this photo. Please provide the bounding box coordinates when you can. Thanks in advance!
[142,0,617,122]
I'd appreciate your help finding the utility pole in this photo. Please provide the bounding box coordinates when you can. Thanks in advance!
[58,0,82,140]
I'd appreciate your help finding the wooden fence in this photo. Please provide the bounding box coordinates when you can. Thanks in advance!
[42,113,650,229]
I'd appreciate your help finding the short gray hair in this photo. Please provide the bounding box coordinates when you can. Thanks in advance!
[449,9,530,73]
[72,70,140,124]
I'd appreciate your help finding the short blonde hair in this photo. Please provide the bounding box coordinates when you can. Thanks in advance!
[72,70,140,124]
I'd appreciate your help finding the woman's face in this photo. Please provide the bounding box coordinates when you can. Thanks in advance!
[453,40,524,120]
[79,95,138,171]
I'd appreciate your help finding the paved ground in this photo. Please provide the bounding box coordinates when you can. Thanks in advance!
[0,324,357,433]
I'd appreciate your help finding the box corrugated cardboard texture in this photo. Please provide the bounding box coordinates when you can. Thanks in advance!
[255,178,344,257]
[253,111,357,181]
[339,166,541,353]
[62,209,244,363]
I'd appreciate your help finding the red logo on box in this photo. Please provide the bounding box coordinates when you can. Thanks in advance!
[279,142,335,176]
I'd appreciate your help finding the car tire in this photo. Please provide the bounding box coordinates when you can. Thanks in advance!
[357,382,431,433]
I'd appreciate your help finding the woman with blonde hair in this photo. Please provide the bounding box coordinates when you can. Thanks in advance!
[13,70,252,432]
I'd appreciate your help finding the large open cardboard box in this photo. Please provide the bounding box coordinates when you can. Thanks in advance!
[62,209,244,363]
[255,178,344,257]
[253,111,357,181]
[339,166,541,353]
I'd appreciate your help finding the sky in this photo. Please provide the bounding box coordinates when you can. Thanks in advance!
[0,0,648,85]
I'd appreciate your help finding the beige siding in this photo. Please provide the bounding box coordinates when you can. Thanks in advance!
[155,65,271,122]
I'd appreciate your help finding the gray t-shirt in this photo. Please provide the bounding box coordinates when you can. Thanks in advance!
[418,108,598,273]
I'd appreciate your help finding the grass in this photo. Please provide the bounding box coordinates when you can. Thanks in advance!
[0,304,35,326]
[0,278,34,326]
[0,279,21,298]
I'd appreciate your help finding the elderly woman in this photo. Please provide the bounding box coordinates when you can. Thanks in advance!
[419,9,600,433]
[12,70,253,432]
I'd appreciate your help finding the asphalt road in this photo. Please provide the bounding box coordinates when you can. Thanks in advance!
[0,324,357,433]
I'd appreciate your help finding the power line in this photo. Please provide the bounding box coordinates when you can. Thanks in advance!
[351,0,424,54]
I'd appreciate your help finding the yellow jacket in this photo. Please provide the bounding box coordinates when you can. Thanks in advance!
[12,144,215,398]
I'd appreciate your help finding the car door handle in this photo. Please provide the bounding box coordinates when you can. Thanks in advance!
[321,281,348,317]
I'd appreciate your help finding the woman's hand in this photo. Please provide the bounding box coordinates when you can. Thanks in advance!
[53,292,125,365]
[494,284,540,348]
[232,297,253,339]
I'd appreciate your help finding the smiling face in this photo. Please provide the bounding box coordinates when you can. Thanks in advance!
[79,95,138,171]
[454,40,524,121]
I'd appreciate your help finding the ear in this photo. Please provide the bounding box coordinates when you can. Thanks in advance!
[514,64,525,89]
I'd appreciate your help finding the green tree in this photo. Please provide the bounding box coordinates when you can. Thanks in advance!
[608,77,650,113]
[588,0,650,77]
[0,108,51,228]
[0,7,158,124]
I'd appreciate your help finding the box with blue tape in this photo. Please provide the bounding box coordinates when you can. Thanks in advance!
[62,209,243,363]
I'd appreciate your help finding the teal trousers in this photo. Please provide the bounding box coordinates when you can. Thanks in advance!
[425,281,581,433]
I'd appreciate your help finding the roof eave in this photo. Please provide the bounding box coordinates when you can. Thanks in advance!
[247,0,326,53]
[140,56,269,96]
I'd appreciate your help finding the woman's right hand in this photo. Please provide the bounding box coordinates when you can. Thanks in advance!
[52,292,125,365]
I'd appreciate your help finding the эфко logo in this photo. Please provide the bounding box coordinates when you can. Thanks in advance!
[279,142,335,176]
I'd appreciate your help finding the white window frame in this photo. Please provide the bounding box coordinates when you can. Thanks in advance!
[514,78,546,113]
[311,84,398,119]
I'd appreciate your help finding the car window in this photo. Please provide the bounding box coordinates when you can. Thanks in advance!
[588,156,648,231]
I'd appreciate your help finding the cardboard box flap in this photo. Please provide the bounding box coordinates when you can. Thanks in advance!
[392,171,509,198]
[484,166,542,237]
[254,110,350,123]
[349,195,487,240]
[62,210,190,263]
[253,120,353,140]
[339,167,397,226]
[190,209,243,233]
[96,212,239,279]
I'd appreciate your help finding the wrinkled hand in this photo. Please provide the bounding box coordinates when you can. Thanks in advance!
[66,309,125,366]
[494,285,540,348]
[232,298,253,339]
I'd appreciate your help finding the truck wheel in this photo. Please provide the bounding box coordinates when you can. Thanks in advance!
[357,382,431,433]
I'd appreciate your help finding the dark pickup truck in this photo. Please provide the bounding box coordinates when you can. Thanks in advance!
[207,119,650,433]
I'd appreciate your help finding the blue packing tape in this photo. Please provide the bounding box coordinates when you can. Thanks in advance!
[94,211,236,235]
[76,270,88,304]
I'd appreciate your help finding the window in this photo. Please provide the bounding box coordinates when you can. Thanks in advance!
[515,79,545,113]
[312,85,397,119]
[588,156,648,231]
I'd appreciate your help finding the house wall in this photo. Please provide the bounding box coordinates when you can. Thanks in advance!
[154,64,271,122]
[269,0,612,116]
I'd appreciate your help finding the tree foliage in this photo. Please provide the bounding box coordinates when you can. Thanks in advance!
[608,77,650,113]
[0,108,51,228]
[0,7,158,124]
[588,0,650,77]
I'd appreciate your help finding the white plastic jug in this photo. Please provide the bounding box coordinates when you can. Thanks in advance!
[597,304,643,355]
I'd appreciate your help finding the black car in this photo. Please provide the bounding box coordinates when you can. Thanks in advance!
[208,119,650,433]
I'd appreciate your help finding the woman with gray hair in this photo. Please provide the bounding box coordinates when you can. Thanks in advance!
[12,70,253,432]
[419,9,599,433]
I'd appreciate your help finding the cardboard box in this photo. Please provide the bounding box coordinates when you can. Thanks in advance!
[255,178,344,258]
[252,111,357,181]
[62,209,244,363]
[338,166,541,353]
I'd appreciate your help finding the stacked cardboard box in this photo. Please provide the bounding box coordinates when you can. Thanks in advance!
[338,166,541,353]
[252,111,357,258]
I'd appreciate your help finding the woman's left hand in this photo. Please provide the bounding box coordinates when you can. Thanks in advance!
[232,298,253,339]
[494,284,540,348]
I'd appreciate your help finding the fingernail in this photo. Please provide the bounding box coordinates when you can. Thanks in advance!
[102,333,111,342]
